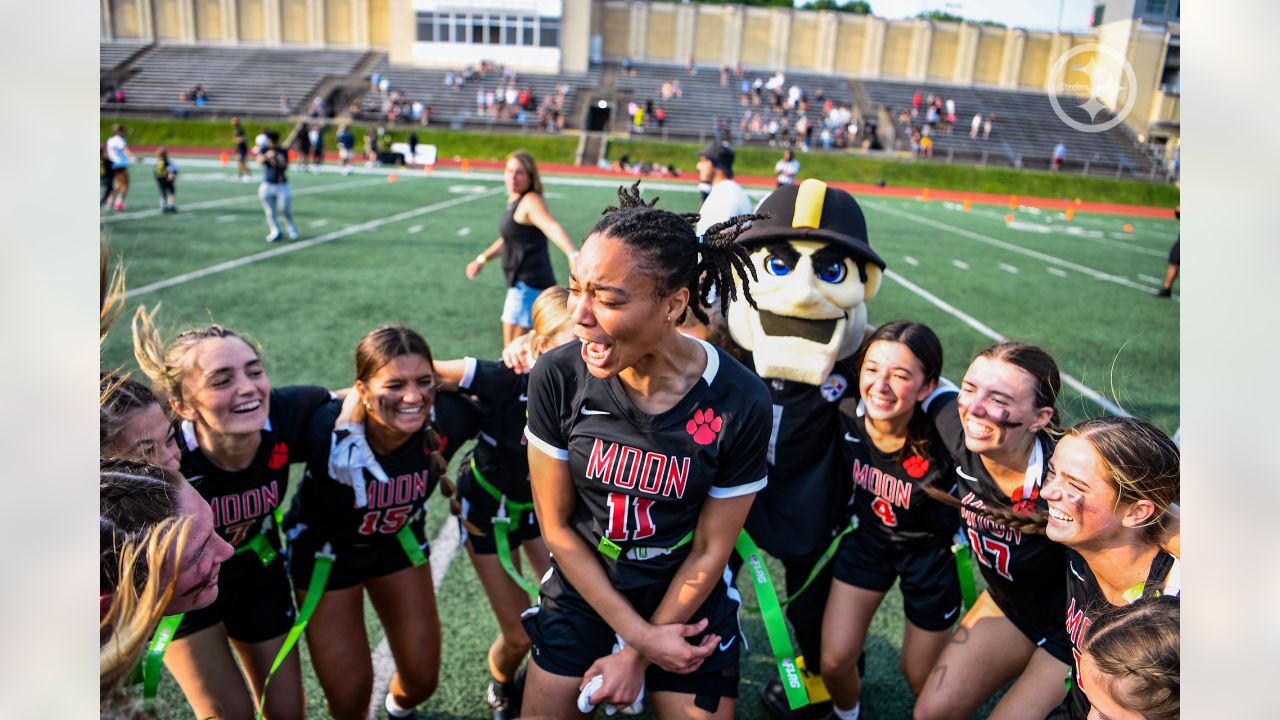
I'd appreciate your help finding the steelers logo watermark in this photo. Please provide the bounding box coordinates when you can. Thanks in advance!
[1046,43,1137,133]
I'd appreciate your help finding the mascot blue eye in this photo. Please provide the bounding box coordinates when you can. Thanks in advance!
[765,255,793,276]
[816,261,848,283]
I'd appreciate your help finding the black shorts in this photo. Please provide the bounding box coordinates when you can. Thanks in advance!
[523,563,742,705]
[833,526,961,631]
[156,179,175,193]
[287,521,429,591]
[1168,238,1180,265]
[457,458,541,555]
[175,550,295,643]
[236,142,248,160]
[1003,606,1073,666]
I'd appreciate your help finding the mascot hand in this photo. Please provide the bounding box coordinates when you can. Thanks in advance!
[328,423,389,508]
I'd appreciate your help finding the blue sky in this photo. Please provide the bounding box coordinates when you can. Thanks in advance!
[797,0,1098,33]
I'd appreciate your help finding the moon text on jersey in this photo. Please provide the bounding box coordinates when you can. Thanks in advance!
[959,492,1023,543]
[586,438,691,498]
[852,459,912,509]
[209,481,279,528]
[363,471,432,510]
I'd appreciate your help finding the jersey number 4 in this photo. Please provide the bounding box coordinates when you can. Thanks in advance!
[358,506,412,536]
[871,497,899,527]
[605,492,656,541]
[966,529,1012,580]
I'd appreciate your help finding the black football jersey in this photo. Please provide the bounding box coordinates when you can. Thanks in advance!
[840,400,960,548]
[1063,548,1181,719]
[525,339,771,589]
[741,356,857,562]
[178,385,331,550]
[929,393,1068,631]
[459,357,533,500]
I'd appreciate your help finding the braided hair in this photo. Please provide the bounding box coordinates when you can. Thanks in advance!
[593,181,766,325]
[1080,595,1180,720]
[918,482,1049,534]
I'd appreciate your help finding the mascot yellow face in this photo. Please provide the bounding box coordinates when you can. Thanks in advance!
[729,179,885,385]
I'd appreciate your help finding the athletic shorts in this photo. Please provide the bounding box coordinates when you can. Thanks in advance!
[832,526,961,632]
[501,281,543,328]
[236,142,248,160]
[338,146,353,160]
[457,455,541,555]
[287,520,429,591]
[523,562,742,709]
[1003,605,1073,666]
[1168,239,1180,265]
[175,550,295,643]
[156,179,175,194]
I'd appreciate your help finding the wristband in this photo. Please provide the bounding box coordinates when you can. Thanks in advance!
[475,254,487,265]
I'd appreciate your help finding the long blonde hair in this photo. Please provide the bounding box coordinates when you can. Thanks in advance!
[528,286,571,361]
[1063,416,1179,542]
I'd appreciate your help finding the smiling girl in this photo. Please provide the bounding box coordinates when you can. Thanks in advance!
[101,373,181,472]
[820,321,961,720]
[914,342,1072,720]
[1041,416,1181,719]
[287,325,466,719]
[134,307,334,719]
[520,184,770,719]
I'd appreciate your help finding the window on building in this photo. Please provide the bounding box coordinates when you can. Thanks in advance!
[416,12,434,42]
[538,17,559,48]
[454,14,467,43]
[503,16,518,45]
[522,16,535,46]
[1145,0,1167,14]
[488,15,502,44]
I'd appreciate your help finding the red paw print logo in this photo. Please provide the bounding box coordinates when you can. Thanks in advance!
[267,442,289,470]
[902,454,929,479]
[1011,484,1040,513]
[686,408,723,446]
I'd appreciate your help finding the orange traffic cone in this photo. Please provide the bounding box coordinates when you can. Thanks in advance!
[1009,195,1018,210]
[962,198,972,212]
[1004,213,1015,222]
[1065,206,1075,221]
[921,188,930,202]
[388,174,399,182]
[461,158,471,172]
[1123,223,1134,232]
[220,152,229,166]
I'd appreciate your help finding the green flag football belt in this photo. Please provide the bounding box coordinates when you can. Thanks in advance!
[470,458,540,595]
[951,530,978,614]
[137,512,428,717]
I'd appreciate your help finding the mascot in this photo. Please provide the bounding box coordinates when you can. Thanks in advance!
[729,179,885,720]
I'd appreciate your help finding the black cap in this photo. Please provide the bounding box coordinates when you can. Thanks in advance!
[736,179,885,270]
[697,142,735,178]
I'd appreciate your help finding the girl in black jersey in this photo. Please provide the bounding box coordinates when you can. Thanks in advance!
[820,322,960,720]
[465,151,579,345]
[1041,416,1181,719]
[433,286,575,720]
[1077,596,1179,720]
[915,343,1071,720]
[287,326,450,720]
[522,184,770,719]
[134,307,333,720]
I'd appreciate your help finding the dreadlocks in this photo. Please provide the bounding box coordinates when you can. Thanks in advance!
[593,181,767,324]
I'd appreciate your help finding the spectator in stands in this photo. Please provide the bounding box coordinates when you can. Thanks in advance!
[921,133,934,159]
[476,87,486,115]
[721,64,730,85]
[379,76,391,94]
[983,113,994,139]
[371,71,382,90]
[279,95,290,114]
[911,128,922,158]
[945,97,956,131]
[655,105,666,130]
[913,90,922,110]
[775,149,800,187]
[105,124,134,211]
[445,70,456,89]
[632,104,645,132]
[672,79,683,98]
[622,56,635,75]
[925,104,938,128]
[153,147,178,213]
[1052,142,1067,171]
[231,117,250,182]
[741,77,752,105]
[337,123,355,175]
[695,142,752,235]
[465,151,579,345]
[308,124,323,172]
[753,77,764,105]
[259,131,298,242]
[686,55,697,75]
[309,96,325,118]
[970,112,983,138]
[194,86,207,106]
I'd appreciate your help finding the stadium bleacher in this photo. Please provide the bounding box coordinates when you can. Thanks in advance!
[100,41,150,71]
[110,45,370,116]
[614,62,857,145]
[858,78,1156,175]
[354,57,603,132]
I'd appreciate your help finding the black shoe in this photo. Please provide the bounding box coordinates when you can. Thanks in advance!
[761,676,831,720]
[1154,287,1172,298]
[487,666,526,720]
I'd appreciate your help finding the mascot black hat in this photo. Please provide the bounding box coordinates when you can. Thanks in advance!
[736,179,885,271]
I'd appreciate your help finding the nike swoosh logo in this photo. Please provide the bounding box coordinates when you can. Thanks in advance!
[519,394,528,402]
[944,606,959,620]
[843,433,860,443]
[956,466,980,483]
[580,407,610,416]
[185,475,205,484]
[719,635,736,652]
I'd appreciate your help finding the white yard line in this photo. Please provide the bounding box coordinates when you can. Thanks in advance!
[101,176,386,222]
[903,255,920,266]
[368,519,462,717]
[999,263,1019,274]
[885,269,1130,417]
[1047,267,1069,277]
[864,200,1179,301]
[952,259,970,270]
[124,190,501,299]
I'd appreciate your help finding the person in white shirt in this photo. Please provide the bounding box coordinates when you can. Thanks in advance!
[105,125,135,211]
[774,149,800,187]
[695,142,754,236]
